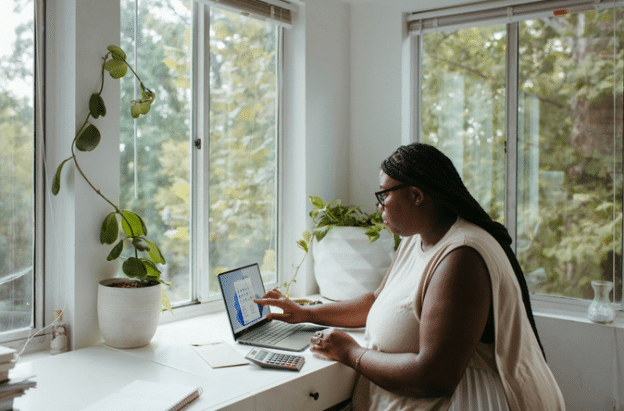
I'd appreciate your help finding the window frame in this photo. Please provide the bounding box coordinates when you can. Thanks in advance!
[0,0,46,350]
[136,1,285,321]
[409,0,624,312]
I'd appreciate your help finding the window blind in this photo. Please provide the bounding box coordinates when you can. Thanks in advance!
[195,0,296,27]
[407,0,623,35]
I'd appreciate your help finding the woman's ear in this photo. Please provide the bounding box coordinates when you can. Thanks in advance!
[410,186,425,205]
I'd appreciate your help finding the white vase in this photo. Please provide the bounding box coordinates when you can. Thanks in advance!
[312,227,395,301]
[97,278,161,349]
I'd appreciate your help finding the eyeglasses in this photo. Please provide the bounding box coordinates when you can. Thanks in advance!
[375,183,410,207]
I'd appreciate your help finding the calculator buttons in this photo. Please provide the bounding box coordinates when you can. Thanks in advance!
[245,349,305,371]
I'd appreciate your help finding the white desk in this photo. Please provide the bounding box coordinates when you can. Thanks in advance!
[13,311,362,410]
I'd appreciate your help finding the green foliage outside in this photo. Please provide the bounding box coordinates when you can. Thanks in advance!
[422,9,623,301]
[119,1,278,303]
[0,0,34,331]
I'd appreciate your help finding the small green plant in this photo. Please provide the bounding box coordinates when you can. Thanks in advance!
[51,45,170,311]
[282,195,400,297]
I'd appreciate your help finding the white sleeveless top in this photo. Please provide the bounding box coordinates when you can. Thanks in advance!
[351,218,565,411]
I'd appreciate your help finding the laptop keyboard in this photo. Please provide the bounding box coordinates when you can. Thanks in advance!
[244,322,304,345]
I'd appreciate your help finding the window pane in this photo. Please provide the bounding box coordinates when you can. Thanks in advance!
[0,0,35,332]
[421,26,507,222]
[516,9,623,302]
[208,9,278,289]
[121,2,280,302]
[120,0,193,304]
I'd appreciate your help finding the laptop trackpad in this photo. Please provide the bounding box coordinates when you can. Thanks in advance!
[276,332,315,351]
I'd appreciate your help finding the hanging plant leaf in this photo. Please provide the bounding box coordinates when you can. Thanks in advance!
[104,59,128,79]
[75,124,101,152]
[89,93,106,118]
[122,257,147,279]
[121,210,147,238]
[51,158,71,195]
[107,45,127,61]
[141,86,156,102]
[144,239,166,265]
[130,100,152,118]
[100,212,119,244]
[106,240,124,261]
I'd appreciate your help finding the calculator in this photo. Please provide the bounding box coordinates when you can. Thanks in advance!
[245,347,305,371]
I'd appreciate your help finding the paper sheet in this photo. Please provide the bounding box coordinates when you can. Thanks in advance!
[192,341,249,368]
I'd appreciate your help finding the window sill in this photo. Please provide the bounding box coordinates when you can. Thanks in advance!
[159,298,225,325]
[531,295,624,329]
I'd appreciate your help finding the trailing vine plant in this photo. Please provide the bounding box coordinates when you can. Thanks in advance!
[51,45,171,311]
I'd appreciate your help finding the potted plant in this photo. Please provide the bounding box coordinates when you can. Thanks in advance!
[283,196,400,301]
[52,45,170,348]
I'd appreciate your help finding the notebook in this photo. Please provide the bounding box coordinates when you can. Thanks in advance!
[218,263,326,352]
[81,380,202,411]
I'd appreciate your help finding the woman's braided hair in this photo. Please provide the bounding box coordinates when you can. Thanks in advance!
[381,142,545,358]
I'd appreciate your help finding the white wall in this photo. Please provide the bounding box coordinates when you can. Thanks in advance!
[46,0,121,350]
[345,1,624,410]
[535,313,624,410]
[281,0,351,297]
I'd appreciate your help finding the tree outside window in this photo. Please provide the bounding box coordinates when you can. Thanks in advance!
[421,7,623,302]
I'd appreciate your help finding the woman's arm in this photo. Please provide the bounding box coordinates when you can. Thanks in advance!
[311,246,492,398]
[255,266,390,328]
[255,289,376,328]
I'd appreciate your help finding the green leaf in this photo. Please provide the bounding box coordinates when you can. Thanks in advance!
[130,102,141,119]
[51,158,71,195]
[132,238,151,252]
[122,257,147,279]
[296,239,308,253]
[89,93,106,118]
[106,240,124,261]
[144,239,166,264]
[309,196,325,209]
[100,212,119,244]
[313,226,330,242]
[107,45,127,61]
[104,59,128,79]
[141,258,161,277]
[131,100,152,118]
[75,124,101,152]
[121,210,147,238]
[302,230,313,244]
[161,288,173,313]
[139,101,152,114]
[364,227,381,242]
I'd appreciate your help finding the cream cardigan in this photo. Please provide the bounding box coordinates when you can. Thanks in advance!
[353,218,565,411]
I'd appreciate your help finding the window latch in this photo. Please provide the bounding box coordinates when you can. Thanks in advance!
[194,139,202,149]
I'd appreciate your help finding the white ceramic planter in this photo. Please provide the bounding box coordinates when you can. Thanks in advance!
[97,278,161,349]
[312,227,395,301]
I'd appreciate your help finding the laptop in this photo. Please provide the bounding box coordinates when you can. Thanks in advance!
[218,263,326,351]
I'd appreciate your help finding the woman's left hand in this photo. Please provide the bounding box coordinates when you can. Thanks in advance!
[309,328,360,364]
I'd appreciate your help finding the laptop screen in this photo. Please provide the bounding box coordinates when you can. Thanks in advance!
[218,263,269,335]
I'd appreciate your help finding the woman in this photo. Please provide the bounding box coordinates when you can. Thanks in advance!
[255,143,565,410]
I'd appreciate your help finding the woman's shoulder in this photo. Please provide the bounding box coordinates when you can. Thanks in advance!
[437,218,509,269]
[447,218,499,246]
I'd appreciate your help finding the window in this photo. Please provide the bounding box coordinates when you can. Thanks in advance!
[120,0,281,307]
[0,0,37,337]
[412,1,623,304]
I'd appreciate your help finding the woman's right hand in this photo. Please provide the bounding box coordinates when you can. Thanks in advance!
[254,289,308,323]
